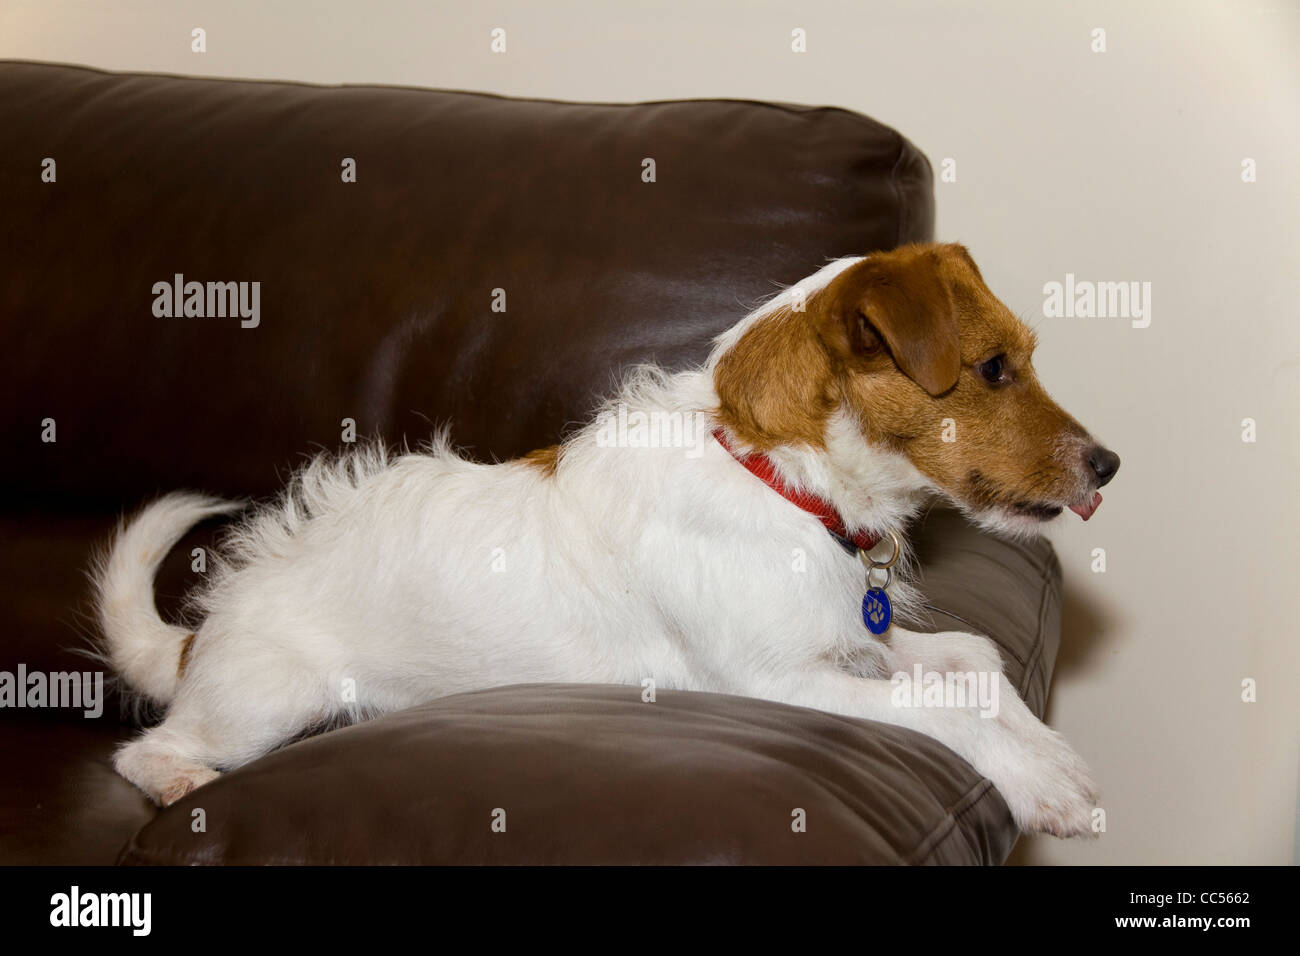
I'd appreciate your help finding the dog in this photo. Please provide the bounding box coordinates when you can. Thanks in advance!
[94,242,1118,837]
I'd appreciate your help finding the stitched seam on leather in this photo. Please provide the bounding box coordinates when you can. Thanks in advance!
[1020,558,1055,702]
[906,778,995,863]
[905,777,1000,865]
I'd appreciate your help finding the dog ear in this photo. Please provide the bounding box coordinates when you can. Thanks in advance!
[820,251,962,396]
[713,306,836,450]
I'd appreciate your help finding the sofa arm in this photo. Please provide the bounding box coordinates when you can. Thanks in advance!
[119,682,1016,865]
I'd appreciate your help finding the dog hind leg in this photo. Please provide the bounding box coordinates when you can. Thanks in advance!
[114,669,332,806]
[113,722,222,807]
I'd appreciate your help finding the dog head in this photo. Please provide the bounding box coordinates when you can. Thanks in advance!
[713,242,1119,533]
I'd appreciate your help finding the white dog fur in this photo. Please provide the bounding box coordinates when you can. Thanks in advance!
[95,251,1101,836]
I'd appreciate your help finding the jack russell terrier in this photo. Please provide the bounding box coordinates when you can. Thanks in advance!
[95,242,1119,837]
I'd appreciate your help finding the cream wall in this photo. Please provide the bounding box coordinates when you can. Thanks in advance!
[4,0,1296,865]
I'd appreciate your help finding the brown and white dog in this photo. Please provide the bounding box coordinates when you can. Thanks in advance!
[97,242,1117,837]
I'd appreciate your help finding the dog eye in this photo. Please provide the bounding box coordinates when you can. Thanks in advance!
[977,354,1008,385]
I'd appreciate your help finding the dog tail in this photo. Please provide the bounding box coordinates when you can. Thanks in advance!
[93,493,242,705]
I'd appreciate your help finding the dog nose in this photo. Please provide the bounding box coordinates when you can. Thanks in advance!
[1086,446,1120,487]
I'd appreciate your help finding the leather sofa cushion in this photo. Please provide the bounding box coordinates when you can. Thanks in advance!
[909,507,1062,718]
[119,683,1015,866]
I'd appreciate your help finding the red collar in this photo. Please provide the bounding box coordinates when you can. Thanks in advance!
[712,429,880,553]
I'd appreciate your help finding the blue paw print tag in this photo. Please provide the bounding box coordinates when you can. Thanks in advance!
[858,532,900,637]
[861,588,892,635]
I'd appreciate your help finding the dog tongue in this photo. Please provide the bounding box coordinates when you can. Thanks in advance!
[1069,492,1102,521]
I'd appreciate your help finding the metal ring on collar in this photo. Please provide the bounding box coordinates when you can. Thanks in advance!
[857,531,901,571]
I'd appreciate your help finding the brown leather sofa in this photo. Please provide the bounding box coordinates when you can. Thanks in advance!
[0,62,1062,865]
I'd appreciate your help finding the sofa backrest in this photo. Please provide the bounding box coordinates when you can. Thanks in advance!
[1,61,933,509]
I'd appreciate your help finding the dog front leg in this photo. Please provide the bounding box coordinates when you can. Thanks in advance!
[770,666,1099,838]
[882,625,1092,752]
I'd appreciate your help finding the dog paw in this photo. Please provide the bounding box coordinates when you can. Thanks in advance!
[158,767,221,807]
[981,724,1100,839]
